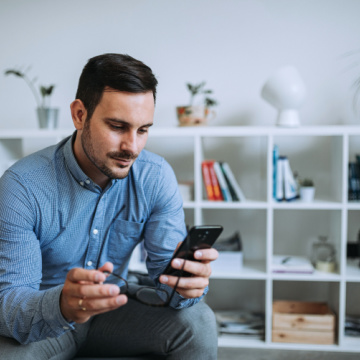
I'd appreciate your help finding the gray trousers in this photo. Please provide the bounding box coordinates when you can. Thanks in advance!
[0,300,217,360]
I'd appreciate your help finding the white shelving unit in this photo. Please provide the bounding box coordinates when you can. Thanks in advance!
[1,126,360,352]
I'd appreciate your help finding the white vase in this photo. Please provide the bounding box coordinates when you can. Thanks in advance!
[37,107,59,129]
[300,187,315,202]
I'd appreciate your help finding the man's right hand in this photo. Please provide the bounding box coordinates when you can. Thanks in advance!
[60,262,128,323]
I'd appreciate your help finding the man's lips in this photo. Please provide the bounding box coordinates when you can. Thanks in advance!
[111,157,132,166]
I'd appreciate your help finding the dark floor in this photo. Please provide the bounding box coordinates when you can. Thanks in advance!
[217,347,360,360]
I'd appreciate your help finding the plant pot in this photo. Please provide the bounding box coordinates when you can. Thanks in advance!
[37,107,59,129]
[300,186,315,202]
[176,105,215,127]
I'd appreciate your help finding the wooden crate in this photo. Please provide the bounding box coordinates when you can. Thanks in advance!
[272,300,336,345]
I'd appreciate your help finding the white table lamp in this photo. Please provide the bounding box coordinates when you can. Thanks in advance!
[261,66,307,127]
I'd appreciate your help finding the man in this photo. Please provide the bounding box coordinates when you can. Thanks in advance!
[0,54,218,359]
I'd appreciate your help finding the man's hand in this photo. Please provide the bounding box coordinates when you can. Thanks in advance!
[60,262,128,323]
[159,247,219,299]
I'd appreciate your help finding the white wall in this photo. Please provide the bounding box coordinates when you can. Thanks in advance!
[1,0,360,129]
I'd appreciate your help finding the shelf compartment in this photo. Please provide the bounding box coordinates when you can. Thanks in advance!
[273,209,342,277]
[272,300,335,345]
[272,280,340,346]
[0,138,23,175]
[203,208,267,268]
[344,283,360,343]
[208,279,265,311]
[201,136,267,202]
[208,279,266,344]
[348,135,360,203]
[273,135,343,203]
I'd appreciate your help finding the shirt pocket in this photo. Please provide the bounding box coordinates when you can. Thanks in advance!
[107,219,145,265]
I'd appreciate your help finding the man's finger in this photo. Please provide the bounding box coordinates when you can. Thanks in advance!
[159,274,209,290]
[171,258,212,277]
[67,267,106,284]
[74,283,121,298]
[193,248,219,262]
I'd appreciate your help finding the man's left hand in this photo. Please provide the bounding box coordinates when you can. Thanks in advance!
[159,248,219,298]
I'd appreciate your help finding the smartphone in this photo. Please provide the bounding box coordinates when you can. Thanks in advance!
[163,225,223,277]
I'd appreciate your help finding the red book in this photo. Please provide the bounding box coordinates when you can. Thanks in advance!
[201,161,215,200]
[206,160,223,201]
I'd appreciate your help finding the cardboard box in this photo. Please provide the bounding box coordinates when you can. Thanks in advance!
[272,300,336,345]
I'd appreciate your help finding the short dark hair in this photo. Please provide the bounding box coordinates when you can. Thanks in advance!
[75,53,158,120]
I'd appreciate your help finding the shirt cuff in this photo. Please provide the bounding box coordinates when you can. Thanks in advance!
[160,283,208,309]
[41,285,75,337]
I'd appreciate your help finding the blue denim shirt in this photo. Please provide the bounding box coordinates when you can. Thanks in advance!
[0,133,203,344]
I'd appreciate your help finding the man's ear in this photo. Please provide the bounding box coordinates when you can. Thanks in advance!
[70,99,87,130]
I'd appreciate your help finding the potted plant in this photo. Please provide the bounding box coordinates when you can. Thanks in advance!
[299,178,315,202]
[4,67,58,129]
[176,81,218,126]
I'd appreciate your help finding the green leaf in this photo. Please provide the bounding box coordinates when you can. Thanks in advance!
[40,85,55,97]
[4,69,24,77]
[205,97,218,107]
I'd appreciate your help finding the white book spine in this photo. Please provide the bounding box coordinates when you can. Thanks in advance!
[276,157,284,201]
[213,161,232,201]
[221,162,246,201]
[283,157,297,201]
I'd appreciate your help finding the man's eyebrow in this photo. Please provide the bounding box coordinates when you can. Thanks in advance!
[105,118,154,128]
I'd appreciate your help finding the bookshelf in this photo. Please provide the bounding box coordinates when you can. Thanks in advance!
[1,125,360,352]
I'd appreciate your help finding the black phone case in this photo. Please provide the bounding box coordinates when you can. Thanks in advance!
[163,225,223,277]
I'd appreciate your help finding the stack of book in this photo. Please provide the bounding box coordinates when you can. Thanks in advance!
[201,160,246,201]
[345,314,360,336]
[215,310,265,339]
[272,255,314,274]
[348,155,360,201]
[273,145,298,201]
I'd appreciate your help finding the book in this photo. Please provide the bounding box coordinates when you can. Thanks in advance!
[215,310,265,338]
[201,161,215,200]
[220,162,246,201]
[282,156,297,201]
[348,161,360,201]
[272,255,314,274]
[213,161,232,201]
[276,156,284,201]
[206,160,223,201]
[273,145,279,200]
[276,155,297,201]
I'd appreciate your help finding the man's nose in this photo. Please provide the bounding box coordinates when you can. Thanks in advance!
[120,131,137,154]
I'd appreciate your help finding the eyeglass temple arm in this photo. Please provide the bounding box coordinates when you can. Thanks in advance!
[166,232,190,305]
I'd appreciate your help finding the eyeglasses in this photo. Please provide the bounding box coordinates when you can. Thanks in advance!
[103,236,189,307]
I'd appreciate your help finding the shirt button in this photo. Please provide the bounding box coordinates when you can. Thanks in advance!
[93,229,98,235]
[63,326,69,330]
[79,181,84,186]
[87,261,93,267]
[85,179,90,184]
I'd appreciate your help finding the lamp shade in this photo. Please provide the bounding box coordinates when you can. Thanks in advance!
[261,66,307,127]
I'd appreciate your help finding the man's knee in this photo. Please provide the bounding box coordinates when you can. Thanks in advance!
[176,301,217,339]
[168,301,218,358]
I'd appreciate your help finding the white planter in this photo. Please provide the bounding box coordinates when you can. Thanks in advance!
[37,107,59,129]
[300,186,315,202]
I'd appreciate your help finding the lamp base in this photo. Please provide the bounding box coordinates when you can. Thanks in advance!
[276,109,300,127]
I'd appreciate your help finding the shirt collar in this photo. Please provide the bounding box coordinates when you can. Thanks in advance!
[63,131,105,192]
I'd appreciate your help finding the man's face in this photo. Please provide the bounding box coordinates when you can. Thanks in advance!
[74,89,154,187]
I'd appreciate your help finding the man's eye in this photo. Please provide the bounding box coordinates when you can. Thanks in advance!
[110,125,125,130]
[138,128,148,134]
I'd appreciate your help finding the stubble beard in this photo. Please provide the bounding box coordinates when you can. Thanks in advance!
[81,121,138,180]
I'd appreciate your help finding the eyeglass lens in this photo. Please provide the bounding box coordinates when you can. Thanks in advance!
[102,234,189,306]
